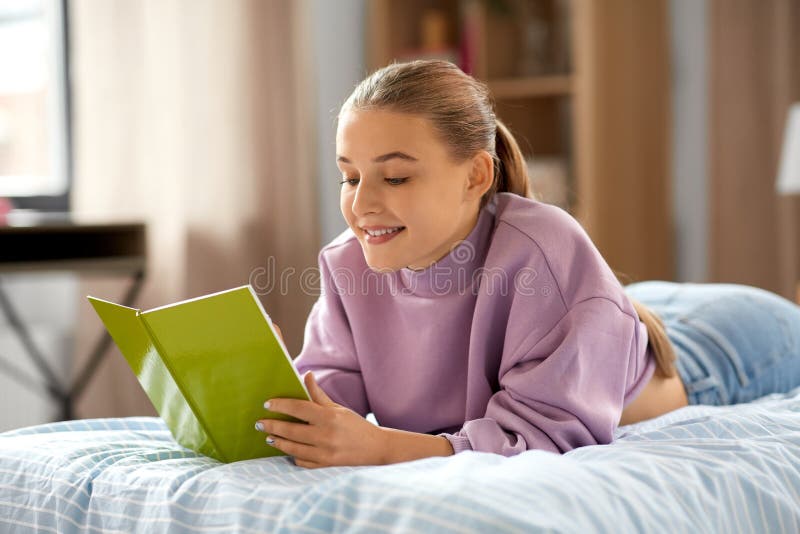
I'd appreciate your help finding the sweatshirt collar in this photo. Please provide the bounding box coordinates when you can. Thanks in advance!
[395,197,497,297]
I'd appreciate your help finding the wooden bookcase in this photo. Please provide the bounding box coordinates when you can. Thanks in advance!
[366,0,674,283]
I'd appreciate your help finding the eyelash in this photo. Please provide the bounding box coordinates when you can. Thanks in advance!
[338,177,409,187]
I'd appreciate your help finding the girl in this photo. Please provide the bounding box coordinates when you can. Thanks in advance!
[255,60,800,469]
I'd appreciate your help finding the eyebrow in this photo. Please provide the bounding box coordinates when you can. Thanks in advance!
[336,151,418,164]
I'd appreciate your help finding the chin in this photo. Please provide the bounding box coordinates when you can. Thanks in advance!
[364,257,402,273]
[352,236,398,272]
[359,250,402,273]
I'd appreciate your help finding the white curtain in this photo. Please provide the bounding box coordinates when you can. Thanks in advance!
[69,0,319,418]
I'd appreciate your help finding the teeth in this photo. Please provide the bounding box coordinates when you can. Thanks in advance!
[365,227,402,237]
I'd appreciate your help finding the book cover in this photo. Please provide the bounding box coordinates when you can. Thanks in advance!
[87,285,310,463]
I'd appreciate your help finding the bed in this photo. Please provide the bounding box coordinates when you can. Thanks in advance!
[1,386,799,533]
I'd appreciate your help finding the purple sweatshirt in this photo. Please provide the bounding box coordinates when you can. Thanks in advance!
[294,193,655,456]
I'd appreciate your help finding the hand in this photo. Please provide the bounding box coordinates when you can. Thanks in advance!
[256,372,388,468]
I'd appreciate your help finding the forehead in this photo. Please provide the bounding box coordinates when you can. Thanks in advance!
[336,109,443,161]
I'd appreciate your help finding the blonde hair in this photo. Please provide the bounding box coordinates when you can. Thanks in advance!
[341,60,532,209]
[632,300,677,378]
[343,60,676,378]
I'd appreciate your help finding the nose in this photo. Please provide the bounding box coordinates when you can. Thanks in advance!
[350,180,383,218]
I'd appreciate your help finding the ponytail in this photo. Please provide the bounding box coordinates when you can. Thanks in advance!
[615,271,677,378]
[631,299,677,378]
[483,118,534,208]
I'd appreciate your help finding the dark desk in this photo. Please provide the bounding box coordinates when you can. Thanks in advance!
[0,211,146,421]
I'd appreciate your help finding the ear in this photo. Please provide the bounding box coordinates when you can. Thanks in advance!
[464,151,494,201]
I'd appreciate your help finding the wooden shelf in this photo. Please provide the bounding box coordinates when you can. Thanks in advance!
[366,0,674,282]
[487,75,573,99]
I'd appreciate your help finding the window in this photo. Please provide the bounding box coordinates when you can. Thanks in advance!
[0,0,70,210]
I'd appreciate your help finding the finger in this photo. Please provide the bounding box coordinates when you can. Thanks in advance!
[272,322,285,344]
[265,398,325,424]
[304,372,336,406]
[293,458,323,469]
[267,435,323,464]
[257,419,318,446]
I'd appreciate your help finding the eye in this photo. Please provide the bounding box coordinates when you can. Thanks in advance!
[385,177,409,186]
[339,177,359,187]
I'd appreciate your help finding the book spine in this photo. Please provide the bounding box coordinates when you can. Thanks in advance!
[137,311,227,463]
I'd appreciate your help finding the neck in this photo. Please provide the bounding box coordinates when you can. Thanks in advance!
[396,200,495,298]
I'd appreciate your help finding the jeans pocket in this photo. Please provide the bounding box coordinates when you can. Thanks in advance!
[679,317,750,389]
[687,376,724,406]
[669,327,728,405]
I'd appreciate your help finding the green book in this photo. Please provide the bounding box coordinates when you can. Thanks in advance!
[87,285,310,463]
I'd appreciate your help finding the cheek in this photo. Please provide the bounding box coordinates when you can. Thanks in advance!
[407,188,452,222]
[339,190,354,218]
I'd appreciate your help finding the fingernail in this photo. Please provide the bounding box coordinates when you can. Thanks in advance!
[263,401,271,410]
[255,421,264,432]
[266,436,275,445]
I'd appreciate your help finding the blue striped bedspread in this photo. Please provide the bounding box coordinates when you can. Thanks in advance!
[1,386,800,533]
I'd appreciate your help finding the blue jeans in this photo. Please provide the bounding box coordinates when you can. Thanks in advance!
[624,281,800,406]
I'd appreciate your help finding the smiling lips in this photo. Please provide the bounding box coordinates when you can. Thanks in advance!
[360,225,406,244]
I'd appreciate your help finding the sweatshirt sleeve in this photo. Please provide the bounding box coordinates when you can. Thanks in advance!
[440,297,640,455]
[293,251,370,417]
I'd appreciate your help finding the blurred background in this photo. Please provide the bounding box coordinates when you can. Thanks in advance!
[0,0,798,431]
